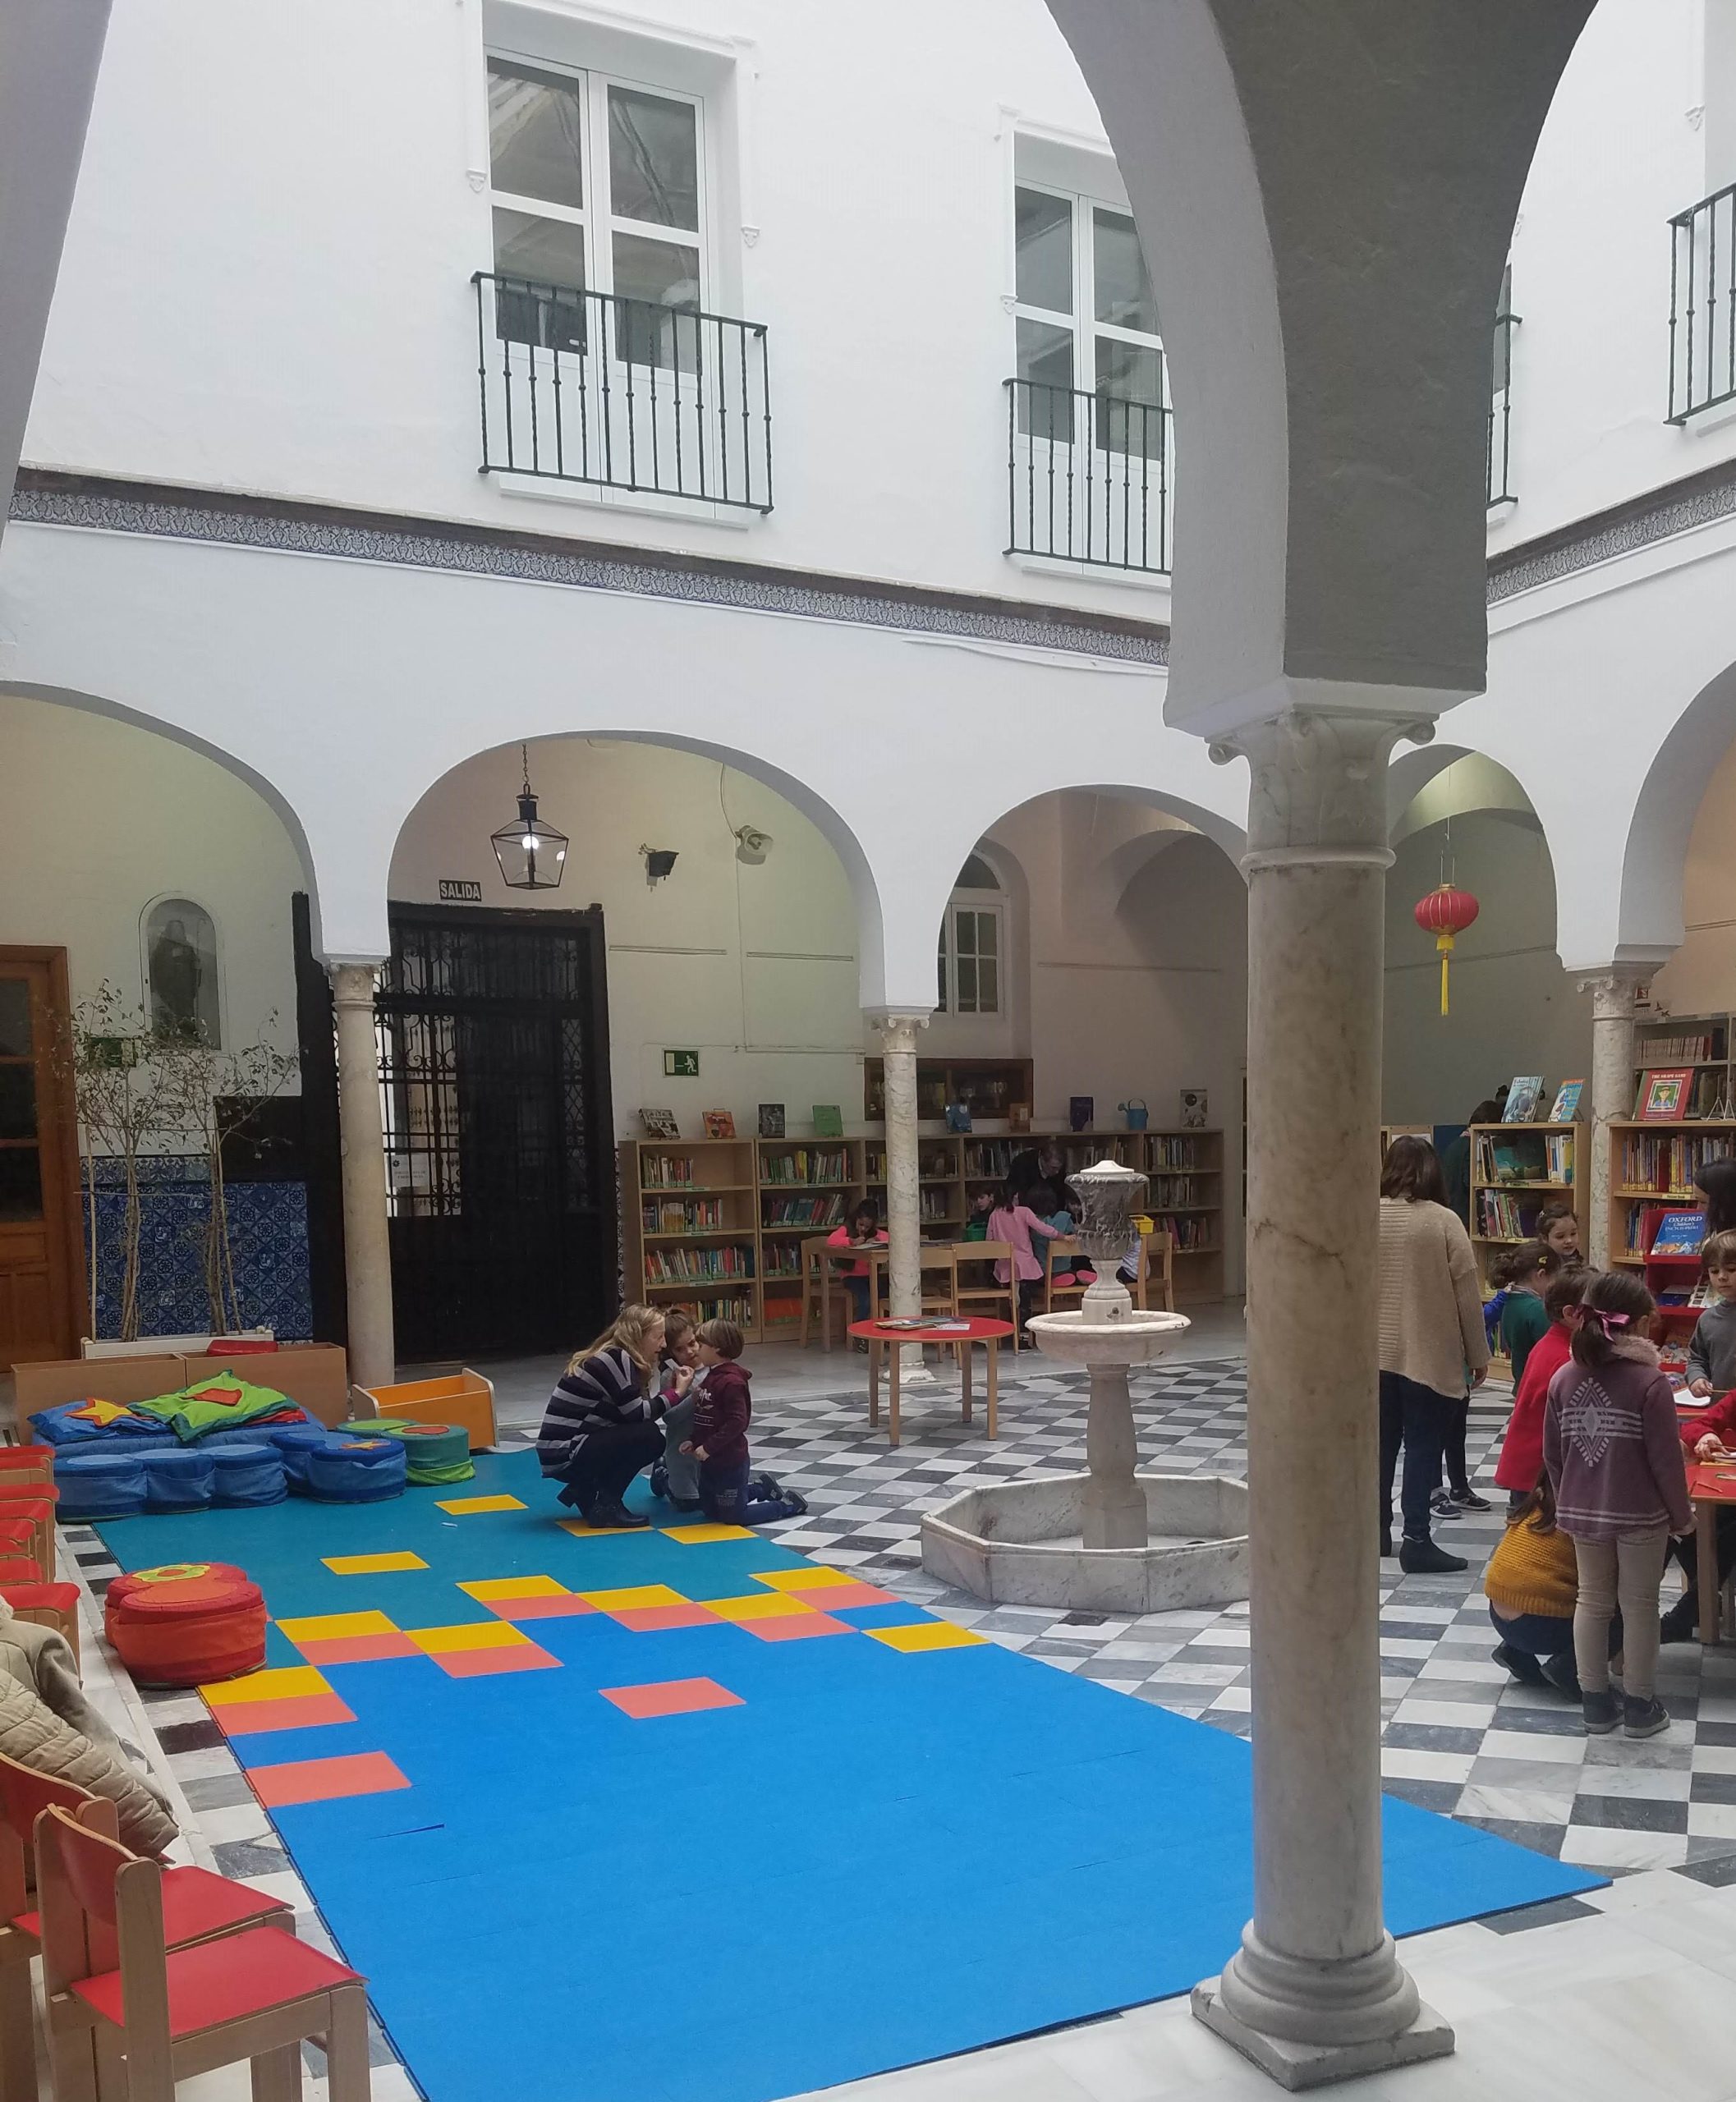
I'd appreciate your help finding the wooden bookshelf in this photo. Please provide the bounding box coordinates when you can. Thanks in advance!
[861,1056,1034,1123]
[1467,1122,1584,1295]
[1631,1012,1736,1122]
[620,1126,1230,1333]
[1604,1121,1734,1376]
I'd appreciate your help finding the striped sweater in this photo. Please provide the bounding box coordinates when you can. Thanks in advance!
[1542,1338,1693,1542]
[535,1346,664,1476]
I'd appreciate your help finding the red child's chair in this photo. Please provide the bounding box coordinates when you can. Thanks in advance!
[39,1806,365,2102]
[0,1751,294,2102]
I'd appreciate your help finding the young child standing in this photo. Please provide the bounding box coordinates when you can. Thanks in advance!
[536,1303,668,1530]
[1499,1239,1561,1388]
[681,1319,807,1526]
[649,1310,705,1513]
[1687,1226,1736,1398]
[1536,1202,1582,1267]
[1494,1267,1583,1503]
[1544,1271,1693,1738]
[987,1175,1063,1330]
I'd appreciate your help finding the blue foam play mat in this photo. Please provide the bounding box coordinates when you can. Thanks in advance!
[98,1452,1601,2102]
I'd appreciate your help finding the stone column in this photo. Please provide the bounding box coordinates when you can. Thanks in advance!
[331,962,396,1393]
[1193,711,1451,2085]
[872,1012,932,1378]
[1578,967,1648,1268]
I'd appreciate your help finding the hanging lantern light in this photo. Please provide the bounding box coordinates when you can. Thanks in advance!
[490,743,568,891]
[1414,883,1480,1017]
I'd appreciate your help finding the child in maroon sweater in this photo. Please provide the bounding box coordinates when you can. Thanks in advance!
[681,1320,807,1526]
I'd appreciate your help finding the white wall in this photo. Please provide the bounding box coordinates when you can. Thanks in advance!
[0,691,302,1062]
[1383,810,1590,1127]
[1649,734,1736,1015]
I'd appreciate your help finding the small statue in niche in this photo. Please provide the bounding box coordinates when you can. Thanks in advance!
[145,902,219,1045]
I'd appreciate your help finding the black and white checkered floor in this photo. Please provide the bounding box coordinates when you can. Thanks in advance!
[56,1348,1736,2097]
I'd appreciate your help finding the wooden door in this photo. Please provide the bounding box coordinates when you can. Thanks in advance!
[0,950,84,1365]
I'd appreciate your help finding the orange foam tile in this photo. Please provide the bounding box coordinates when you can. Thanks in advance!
[249,1751,411,1809]
[740,1612,854,1643]
[295,1632,421,1665]
[613,1602,718,1632]
[213,1691,355,1737]
[781,1580,900,1610]
[485,1593,597,1622]
[434,1642,561,1678]
[600,1677,743,1719]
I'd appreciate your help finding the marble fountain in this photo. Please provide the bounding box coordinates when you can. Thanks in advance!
[921,1158,1249,1615]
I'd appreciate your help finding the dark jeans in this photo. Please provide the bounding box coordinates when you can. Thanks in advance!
[1379,1371,1454,1541]
[844,1275,872,1324]
[1016,1278,1042,1328]
[555,1420,663,1512]
[700,1457,800,1526]
[1489,1604,1576,1668]
[1442,1398,1471,1499]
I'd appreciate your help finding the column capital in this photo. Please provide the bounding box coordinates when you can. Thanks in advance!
[1574,963,1651,1011]
[329,959,384,1011]
[867,1010,932,1052]
[1211,709,1428,865]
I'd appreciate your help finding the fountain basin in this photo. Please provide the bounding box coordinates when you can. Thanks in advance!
[921,1470,1248,1614]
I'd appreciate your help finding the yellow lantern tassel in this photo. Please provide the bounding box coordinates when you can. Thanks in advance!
[1437,930,1454,1017]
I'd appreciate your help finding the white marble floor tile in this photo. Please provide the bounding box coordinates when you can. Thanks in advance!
[1382,1746,1478,1783]
[1558,1826,1693,1872]
[1479,1728,1587,1765]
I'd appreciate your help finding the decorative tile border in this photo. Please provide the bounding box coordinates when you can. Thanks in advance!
[1488,453,1736,603]
[9,472,1171,666]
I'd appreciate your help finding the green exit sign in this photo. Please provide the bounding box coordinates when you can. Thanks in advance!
[664,1049,700,1077]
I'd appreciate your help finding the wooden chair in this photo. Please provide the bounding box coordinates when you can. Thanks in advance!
[1042,1237,1090,1316]
[39,1805,361,2102]
[0,1519,45,1583]
[918,1243,958,1317]
[0,1490,54,1586]
[1038,1232,1176,1316]
[953,1241,1017,1341]
[0,1580,82,1667]
[799,1238,888,1350]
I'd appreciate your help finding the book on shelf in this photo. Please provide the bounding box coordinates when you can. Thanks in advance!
[1548,1079,1584,1123]
[701,1109,737,1140]
[762,1193,848,1228]
[760,1147,849,1185]
[642,1196,723,1234]
[1637,1068,1695,1120]
[1618,1131,1734,1192]
[757,1103,786,1139]
[812,1104,844,1139]
[1651,1209,1706,1255]
[661,1293,755,1328]
[1637,1030,1719,1064]
[1501,1076,1545,1123]
[639,1108,681,1139]
[638,1154,696,1189]
[644,1244,755,1284]
[1149,1136,1207,1170]
[1150,1212,1214,1251]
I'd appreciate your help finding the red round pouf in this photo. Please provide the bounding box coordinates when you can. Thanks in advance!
[104,1561,267,1687]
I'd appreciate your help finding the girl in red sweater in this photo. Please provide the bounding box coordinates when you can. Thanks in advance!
[1494,1269,1582,1503]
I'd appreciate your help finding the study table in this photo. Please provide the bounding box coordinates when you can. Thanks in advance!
[849,1317,1015,1448]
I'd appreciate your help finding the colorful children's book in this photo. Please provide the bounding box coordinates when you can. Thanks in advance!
[701,1109,737,1140]
[1502,1076,1545,1122]
[1651,1209,1706,1255]
[1637,1067,1694,1121]
[811,1104,844,1139]
[757,1103,786,1140]
[1548,1079,1584,1123]
[639,1108,680,1139]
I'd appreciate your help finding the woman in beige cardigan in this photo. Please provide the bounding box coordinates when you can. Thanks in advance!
[1378,1136,1490,1574]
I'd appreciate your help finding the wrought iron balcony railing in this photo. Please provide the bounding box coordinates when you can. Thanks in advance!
[473,273,772,511]
[1488,308,1519,507]
[1004,374,1173,575]
[1669,183,1736,424]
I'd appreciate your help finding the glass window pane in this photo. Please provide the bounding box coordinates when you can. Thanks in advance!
[609,87,699,232]
[1093,207,1158,335]
[0,1147,42,1221]
[489,62,585,209]
[0,1067,35,1140]
[1016,186,1073,314]
[0,981,30,1057]
[957,957,978,1012]
[1094,337,1166,457]
[612,232,702,366]
[976,913,998,960]
[953,911,976,960]
[1016,319,1075,441]
[492,211,587,347]
[936,933,948,1013]
[979,959,999,1012]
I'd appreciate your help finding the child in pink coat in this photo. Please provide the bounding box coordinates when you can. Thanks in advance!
[987,1176,1063,1332]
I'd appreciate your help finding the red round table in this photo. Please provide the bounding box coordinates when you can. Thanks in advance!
[848,1318,1016,1448]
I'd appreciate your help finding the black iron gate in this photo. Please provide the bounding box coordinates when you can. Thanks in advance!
[376,905,615,1361]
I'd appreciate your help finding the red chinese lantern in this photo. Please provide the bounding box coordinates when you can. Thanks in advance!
[1414,883,1480,1017]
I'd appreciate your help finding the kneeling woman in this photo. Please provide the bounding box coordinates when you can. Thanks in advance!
[536,1304,668,1531]
[1485,1474,1613,1696]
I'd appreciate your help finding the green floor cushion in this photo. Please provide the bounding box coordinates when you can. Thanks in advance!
[337,1418,474,1486]
[132,1375,301,1443]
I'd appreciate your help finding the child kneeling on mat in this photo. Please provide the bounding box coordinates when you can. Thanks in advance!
[681,1319,807,1526]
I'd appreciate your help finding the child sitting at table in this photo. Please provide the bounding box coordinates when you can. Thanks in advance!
[1687,1228,1736,1398]
[1661,1338,1736,1642]
[826,1199,888,1330]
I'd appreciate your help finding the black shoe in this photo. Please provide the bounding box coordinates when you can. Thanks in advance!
[1429,1490,1463,1522]
[1449,1487,1491,1512]
[1623,1695,1671,1740]
[1399,1535,1467,1575]
[669,1496,703,1515]
[1540,1650,1582,1698]
[777,1489,809,1518]
[1660,1598,1699,1645]
[649,1461,670,1500]
[1379,1530,1394,1560]
[586,1500,650,1530]
[1492,1641,1546,1687]
[555,1483,589,1513]
[1582,1689,1620,1735]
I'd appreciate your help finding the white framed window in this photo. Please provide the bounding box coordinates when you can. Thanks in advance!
[936,855,1004,1017]
[1013,181,1164,453]
[487,53,707,365]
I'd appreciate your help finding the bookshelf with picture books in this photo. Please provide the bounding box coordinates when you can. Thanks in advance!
[1467,1121,1585,1295]
[618,1126,1229,1337]
[1631,1012,1736,1124]
[1605,1122,1734,1376]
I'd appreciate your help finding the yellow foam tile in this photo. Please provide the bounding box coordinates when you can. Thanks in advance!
[435,1494,526,1515]
[751,1567,858,1594]
[457,1576,570,1603]
[202,1664,332,1706]
[866,1621,987,1654]
[663,1523,755,1544]
[406,1621,530,1655]
[704,1592,816,1622]
[576,1586,687,1611]
[558,1517,660,1541]
[275,1610,399,1643]
[323,1551,429,1576]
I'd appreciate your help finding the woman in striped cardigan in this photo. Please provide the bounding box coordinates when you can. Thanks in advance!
[536,1304,668,1530]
